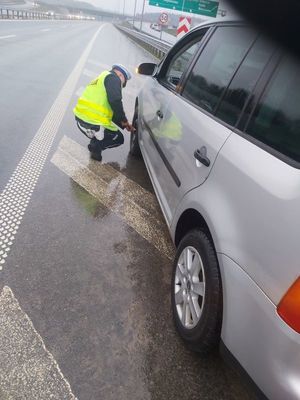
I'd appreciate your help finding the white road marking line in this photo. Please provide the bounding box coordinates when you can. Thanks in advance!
[0,24,107,271]
[41,28,51,32]
[83,68,97,78]
[0,286,77,399]
[76,86,85,97]
[0,35,16,40]
[87,59,110,70]
[51,136,175,259]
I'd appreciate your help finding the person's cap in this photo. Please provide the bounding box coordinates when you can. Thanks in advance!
[112,64,132,81]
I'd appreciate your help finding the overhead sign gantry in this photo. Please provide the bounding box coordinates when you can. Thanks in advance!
[149,0,220,18]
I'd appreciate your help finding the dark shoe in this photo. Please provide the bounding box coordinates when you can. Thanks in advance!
[90,152,102,162]
[88,142,100,153]
[88,137,100,152]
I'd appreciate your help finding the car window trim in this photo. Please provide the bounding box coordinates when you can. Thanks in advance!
[156,26,213,94]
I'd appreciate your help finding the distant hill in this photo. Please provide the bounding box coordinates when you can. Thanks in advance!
[39,0,95,10]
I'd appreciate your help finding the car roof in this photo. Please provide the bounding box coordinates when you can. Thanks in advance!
[190,18,246,33]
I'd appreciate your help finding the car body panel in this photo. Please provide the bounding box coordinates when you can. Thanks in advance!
[150,94,232,219]
[170,132,300,304]
[219,253,300,400]
[136,19,300,400]
[206,132,300,304]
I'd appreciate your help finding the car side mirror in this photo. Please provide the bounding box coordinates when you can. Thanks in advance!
[137,63,157,76]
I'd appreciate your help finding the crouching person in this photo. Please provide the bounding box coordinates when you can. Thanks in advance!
[73,64,134,162]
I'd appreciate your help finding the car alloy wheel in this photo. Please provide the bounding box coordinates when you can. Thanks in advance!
[174,246,205,329]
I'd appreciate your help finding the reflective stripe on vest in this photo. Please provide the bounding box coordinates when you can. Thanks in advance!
[73,70,118,131]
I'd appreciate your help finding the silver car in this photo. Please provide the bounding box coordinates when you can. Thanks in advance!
[130,20,300,400]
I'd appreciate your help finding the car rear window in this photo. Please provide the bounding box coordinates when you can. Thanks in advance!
[215,36,274,126]
[245,55,300,163]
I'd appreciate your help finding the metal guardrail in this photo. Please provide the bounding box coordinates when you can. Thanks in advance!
[115,25,172,59]
[0,8,93,20]
[1,8,50,19]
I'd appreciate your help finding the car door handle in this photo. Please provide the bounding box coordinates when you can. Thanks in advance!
[194,147,210,167]
[156,110,164,119]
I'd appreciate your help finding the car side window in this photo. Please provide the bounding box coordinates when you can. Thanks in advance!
[164,41,200,87]
[182,27,257,114]
[215,37,275,126]
[245,56,300,163]
[159,29,208,89]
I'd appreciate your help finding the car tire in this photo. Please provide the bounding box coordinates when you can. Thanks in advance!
[171,229,222,354]
[129,109,141,157]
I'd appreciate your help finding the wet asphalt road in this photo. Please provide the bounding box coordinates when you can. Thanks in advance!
[0,20,257,399]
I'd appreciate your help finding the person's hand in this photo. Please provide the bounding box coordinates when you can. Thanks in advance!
[122,121,135,132]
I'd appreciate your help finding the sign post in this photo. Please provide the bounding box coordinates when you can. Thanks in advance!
[159,12,169,40]
[139,0,146,31]
[132,0,138,25]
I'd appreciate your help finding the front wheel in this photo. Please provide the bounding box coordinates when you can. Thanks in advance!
[129,110,141,157]
[171,229,222,354]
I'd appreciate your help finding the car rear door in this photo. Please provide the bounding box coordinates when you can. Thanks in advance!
[151,25,274,220]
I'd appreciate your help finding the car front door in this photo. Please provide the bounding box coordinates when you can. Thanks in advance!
[139,29,209,222]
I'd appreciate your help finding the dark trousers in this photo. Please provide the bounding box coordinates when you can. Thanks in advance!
[89,129,124,155]
[75,117,124,155]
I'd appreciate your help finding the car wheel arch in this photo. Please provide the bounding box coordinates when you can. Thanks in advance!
[174,208,215,250]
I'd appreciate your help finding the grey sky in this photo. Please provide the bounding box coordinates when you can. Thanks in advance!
[86,0,171,15]
[85,0,237,19]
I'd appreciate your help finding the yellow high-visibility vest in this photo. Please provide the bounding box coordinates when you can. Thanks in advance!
[73,70,118,132]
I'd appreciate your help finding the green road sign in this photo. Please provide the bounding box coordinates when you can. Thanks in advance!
[149,0,219,18]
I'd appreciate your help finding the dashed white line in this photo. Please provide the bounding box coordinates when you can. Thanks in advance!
[76,86,85,97]
[41,28,51,32]
[87,59,110,69]
[0,24,107,271]
[83,68,97,78]
[0,35,16,40]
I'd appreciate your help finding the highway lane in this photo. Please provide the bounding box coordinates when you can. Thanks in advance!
[0,19,73,38]
[0,21,256,399]
[0,20,100,189]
